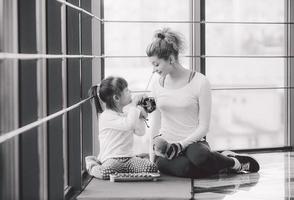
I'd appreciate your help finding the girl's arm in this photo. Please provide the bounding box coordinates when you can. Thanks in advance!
[102,106,141,131]
[179,78,211,149]
[133,106,147,136]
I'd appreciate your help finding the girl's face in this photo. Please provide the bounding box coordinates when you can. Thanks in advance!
[149,56,173,77]
[118,87,132,107]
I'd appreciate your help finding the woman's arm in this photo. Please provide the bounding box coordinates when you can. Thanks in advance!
[147,108,162,162]
[180,77,211,149]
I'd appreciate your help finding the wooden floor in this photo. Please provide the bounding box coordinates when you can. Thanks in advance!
[77,151,294,200]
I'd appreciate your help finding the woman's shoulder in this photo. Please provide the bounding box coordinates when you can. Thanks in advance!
[194,71,207,79]
[189,72,211,93]
[191,71,210,85]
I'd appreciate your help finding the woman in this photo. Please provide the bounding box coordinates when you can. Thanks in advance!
[146,28,259,178]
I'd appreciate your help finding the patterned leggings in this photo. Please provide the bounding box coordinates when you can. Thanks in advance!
[88,157,158,180]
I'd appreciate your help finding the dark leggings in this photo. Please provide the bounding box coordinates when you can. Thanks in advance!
[156,141,235,178]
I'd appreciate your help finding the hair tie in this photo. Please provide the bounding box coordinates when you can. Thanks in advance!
[89,84,104,114]
[157,33,165,40]
[88,84,100,98]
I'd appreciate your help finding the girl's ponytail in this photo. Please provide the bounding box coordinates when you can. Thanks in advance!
[88,85,104,115]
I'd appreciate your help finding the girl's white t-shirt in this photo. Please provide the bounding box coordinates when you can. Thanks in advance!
[151,72,211,148]
[98,106,145,163]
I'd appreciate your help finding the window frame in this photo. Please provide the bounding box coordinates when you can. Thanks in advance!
[288,0,294,148]
[0,0,19,199]
[36,0,48,199]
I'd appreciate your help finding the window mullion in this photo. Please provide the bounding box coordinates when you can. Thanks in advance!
[289,0,294,148]
[192,0,205,73]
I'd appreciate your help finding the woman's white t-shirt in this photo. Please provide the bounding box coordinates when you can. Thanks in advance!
[151,72,211,149]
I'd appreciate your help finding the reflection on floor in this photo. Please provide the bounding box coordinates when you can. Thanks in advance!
[77,151,294,200]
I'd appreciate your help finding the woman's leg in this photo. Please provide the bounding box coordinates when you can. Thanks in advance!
[126,157,158,173]
[156,154,209,178]
[185,141,235,175]
[185,141,260,174]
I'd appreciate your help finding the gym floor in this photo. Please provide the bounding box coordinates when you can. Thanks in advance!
[77,151,294,200]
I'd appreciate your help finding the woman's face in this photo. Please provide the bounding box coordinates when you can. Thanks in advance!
[149,56,172,77]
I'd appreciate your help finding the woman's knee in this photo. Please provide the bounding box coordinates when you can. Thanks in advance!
[157,157,192,177]
[185,142,210,166]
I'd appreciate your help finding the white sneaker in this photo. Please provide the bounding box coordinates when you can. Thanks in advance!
[85,156,98,171]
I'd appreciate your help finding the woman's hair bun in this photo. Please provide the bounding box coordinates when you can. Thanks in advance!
[157,33,165,39]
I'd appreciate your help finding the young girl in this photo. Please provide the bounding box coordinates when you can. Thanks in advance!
[85,76,158,180]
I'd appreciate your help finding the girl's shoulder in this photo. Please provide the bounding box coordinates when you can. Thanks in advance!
[123,104,135,113]
[100,109,119,120]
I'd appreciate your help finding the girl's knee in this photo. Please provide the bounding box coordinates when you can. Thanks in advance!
[90,167,111,180]
[146,163,158,172]
[139,159,158,172]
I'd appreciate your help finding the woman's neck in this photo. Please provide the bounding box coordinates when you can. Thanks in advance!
[168,62,189,80]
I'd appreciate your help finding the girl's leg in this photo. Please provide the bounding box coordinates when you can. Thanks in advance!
[185,141,235,175]
[126,157,158,173]
[88,164,115,180]
[87,158,128,180]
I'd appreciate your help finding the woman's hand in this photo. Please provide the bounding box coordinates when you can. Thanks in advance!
[166,143,183,160]
[153,135,183,160]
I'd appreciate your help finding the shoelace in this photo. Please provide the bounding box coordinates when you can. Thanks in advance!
[239,162,250,172]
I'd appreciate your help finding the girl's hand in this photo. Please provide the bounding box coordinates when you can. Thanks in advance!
[137,105,148,119]
[132,93,148,105]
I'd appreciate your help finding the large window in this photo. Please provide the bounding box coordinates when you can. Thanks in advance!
[104,0,192,91]
[103,0,290,152]
[205,0,287,150]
